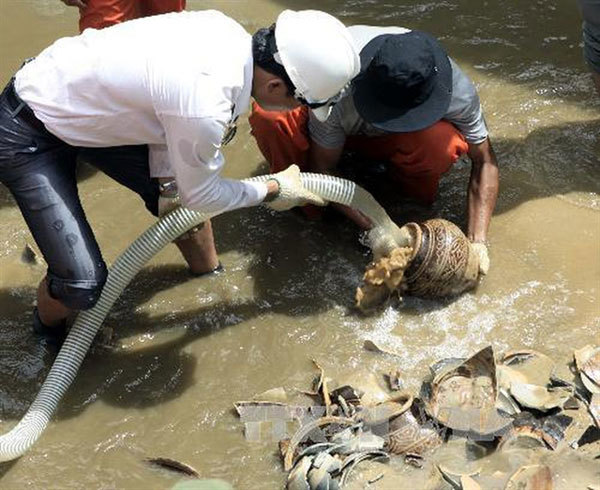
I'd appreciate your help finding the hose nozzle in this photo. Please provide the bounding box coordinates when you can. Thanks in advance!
[367,222,414,259]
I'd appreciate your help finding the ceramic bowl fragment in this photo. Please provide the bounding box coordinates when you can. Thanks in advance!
[424,346,511,436]
[498,349,555,390]
[574,346,600,394]
[287,456,313,490]
[504,464,553,490]
[386,400,444,456]
[509,383,571,412]
[357,392,413,427]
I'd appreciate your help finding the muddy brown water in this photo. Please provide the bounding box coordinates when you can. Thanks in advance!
[0,0,599,488]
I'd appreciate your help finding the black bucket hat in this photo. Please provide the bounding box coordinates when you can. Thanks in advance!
[352,30,453,132]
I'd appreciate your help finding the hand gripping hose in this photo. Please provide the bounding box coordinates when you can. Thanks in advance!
[0,173,398,462]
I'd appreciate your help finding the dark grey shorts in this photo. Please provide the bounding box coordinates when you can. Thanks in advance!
[0,79,159,310]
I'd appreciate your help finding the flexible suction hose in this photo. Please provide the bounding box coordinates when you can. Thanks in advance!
[0,173,396,462]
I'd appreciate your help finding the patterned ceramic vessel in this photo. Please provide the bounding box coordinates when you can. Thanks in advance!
[402,219,479,298]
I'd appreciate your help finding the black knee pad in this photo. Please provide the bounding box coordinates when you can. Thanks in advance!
[47,265,108,311]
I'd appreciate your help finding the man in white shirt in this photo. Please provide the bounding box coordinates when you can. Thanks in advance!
[0,9,360,343]
[250,27,498,275]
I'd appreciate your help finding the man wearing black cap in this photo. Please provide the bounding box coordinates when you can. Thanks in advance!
[250,26,498,274]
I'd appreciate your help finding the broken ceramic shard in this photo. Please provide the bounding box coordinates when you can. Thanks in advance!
[145,457,200,478]
[497,349,555,390]
[574,345,600,394]
[358,392,413,427]
[509,383,571,412]
[424,346,511,436]
[504,464,553,490]
[385,399,444,455]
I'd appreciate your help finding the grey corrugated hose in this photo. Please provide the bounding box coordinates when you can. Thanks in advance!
[0,173,402,462]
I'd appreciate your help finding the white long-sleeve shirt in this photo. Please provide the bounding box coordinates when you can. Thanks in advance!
[15,10,267,213]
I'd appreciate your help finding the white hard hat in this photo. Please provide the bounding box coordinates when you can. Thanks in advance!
[275,10,360,121]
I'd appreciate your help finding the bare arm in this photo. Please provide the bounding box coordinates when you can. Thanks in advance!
[309,141,373,229]
[466,137,499,243]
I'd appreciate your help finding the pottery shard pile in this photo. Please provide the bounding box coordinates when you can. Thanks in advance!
[235,344,600,490]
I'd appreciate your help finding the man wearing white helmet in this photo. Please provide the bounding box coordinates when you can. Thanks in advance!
[0,9,359,344]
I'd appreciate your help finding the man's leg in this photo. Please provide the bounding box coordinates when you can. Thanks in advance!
[173,220,220,275]
[391,121,469,204]
[0,82,107,337]
[37,278,71,326]
[79,145,219,275]
[3,148,108,331]
[347,120,469,205]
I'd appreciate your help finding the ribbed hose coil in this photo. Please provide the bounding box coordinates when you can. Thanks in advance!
[0,173,394,462]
